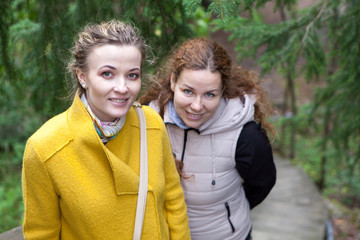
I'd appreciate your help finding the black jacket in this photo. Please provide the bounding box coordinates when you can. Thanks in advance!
[235,121,276,209]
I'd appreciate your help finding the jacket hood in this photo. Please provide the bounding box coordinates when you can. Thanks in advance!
[198,94,255,135]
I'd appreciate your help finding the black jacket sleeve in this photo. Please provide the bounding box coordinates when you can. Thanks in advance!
[235,121,276,209]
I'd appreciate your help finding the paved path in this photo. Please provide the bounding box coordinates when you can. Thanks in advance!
[0,156,329,240]
[0,227,22,240]
[251,156,329,240]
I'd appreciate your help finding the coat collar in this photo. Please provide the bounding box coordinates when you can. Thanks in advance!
[67,93,142,195]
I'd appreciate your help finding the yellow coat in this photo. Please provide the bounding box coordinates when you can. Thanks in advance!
[22,95,190,240]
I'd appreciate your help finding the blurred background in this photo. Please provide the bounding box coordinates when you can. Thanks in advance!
[0,0,359,238]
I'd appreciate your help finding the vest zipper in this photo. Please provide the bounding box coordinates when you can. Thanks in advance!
[210,134,216,185]
[180,129,189,162]
[225,202,235,233]
[180,128,200,162]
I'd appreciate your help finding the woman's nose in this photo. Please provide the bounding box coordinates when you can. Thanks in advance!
[190,96,203,111]
[113,78,128,94]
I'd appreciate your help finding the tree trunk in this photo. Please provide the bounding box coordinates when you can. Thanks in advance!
[318,108,330,190]
[288,70,297,159]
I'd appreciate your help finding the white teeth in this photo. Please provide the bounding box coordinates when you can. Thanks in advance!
[111,99,126,103]
[188,113,201,117]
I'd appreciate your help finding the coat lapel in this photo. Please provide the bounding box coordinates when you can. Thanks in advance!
[68,94,141,195]
[105,107,141,195]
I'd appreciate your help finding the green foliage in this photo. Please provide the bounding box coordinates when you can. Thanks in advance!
[183,0,202,15]
[0,0,16,80]
[0,171,23,233]
[189,6,211,37]
[213,2,327,77]
[0,80,43,153]
[212,0,360,204]
[207,0,240,20]
[184,0,275,20]
[0,81,41,234]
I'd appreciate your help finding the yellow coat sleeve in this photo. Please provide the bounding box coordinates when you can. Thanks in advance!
[22,139,61,240]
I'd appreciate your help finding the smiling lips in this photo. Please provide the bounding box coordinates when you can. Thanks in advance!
[186,111,204,120]
[109,98,128,104]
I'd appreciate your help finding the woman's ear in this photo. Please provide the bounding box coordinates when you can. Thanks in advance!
[170,73,175,92]
[76,69,87,88]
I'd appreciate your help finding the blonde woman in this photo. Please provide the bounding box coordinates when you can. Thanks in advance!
[22,20,190,240]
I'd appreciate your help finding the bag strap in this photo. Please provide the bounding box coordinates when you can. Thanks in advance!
[133,103,148,240]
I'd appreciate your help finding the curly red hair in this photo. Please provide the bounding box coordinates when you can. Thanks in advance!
[140,37,275,137]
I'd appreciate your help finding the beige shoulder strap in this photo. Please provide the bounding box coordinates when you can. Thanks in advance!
[133,103,148,240]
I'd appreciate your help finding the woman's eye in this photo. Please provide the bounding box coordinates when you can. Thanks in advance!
[184,89,192,95]
[205,92,215,98]
[128,73,139,80]
[102,71,113,78]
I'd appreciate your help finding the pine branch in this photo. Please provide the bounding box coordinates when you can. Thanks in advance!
[299,0,327,50]
[210,0,224,20]
[183,0,202,15]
